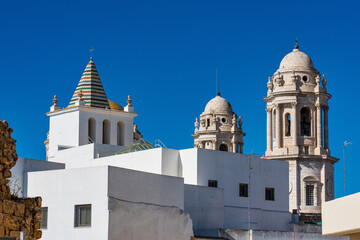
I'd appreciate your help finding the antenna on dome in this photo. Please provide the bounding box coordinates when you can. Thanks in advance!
[89,47,95,60]
[294,38,299,49]
[216,67,220,96]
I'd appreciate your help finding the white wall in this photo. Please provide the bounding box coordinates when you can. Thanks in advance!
[181,148,290,231]
[184,185,224,230]
[108,166,184,209]
[179,148,198,185]
[322,193,360,237]
[56,147,181,180]
[226,229,348,240]
[108,198,193,240]
[52,143,125,164]
[48,110,80,160]
[10,158,65,197]
[27,167,109,240]
[47,107,136,161]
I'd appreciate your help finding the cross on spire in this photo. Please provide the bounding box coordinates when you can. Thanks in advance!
[89,47,95,60]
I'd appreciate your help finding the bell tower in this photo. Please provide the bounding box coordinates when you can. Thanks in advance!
[192,92,245,153]
[264,42,338,222]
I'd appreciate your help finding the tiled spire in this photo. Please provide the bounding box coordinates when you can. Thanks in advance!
[68,58,110,108]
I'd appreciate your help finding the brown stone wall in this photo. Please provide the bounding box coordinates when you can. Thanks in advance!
[0,120,42,240]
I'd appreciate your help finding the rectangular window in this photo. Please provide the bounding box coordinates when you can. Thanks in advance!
[208,180,218,188]
[306,184,314,206]
[239,183,248,197]
[265,188,275,201]
[41,207,48,229]
[75,204,91,227]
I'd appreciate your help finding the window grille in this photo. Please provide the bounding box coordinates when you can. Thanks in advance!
[306,184,314,206]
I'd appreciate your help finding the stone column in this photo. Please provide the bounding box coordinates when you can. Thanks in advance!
[324,106,329,149]
[316,103,322,148]
[275,104,281,148]
[266,108,272,151]
[240,143,243,154]
[212,139,217,150]
[291,102,298,146]
[232,141,236,153]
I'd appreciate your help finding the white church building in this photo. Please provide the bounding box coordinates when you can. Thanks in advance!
[10,44,345,240]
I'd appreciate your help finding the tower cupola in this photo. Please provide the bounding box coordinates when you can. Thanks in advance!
[192,93,245,153]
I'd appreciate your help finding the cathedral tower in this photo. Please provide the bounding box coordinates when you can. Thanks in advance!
[264,42,338,221]
[45,57,139,161]
[192,92,245,153]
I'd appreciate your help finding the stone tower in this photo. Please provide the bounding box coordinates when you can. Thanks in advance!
[192,92,245,153]
[264,42,338,222]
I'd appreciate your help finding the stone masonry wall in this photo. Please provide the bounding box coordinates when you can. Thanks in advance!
[0,120,42,240]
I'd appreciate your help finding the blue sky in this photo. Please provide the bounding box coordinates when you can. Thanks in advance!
[0,0,359,198]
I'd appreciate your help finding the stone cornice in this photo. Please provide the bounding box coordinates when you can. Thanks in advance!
[46,106,138,118]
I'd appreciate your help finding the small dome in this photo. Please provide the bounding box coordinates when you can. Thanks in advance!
[108,100,123,111]
[204,95,233,114]
[279,48,314,70]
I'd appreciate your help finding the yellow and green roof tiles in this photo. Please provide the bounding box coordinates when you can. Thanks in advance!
[69,59,110,108]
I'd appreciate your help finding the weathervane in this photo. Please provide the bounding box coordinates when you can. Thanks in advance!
[90,47,94,60]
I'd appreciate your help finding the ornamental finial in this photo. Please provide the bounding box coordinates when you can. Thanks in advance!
[78,90,84,101]
[127,95,132,106]
[195,118,199,129]
[294,38,299,49]
[53,95,58,106]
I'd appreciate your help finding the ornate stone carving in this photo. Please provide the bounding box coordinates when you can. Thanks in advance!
[267,77,273,91]
[232,114,237,127]
[291,102,297,108]
[265,107,272,113]
[194,118,199,130]
[322,74,327,88]
[238,116,243,129]
[275,75,284,86]
[200,118,205,127]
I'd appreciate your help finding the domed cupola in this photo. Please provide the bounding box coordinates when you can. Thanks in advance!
[267,41,321,94]
[279,46,314,70]
[204,93,233,114]
[192,92,246,153]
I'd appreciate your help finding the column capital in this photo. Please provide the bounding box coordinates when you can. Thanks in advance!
[315,103,321,109]
[323,105,329,111]
[274,103,280,109]
[291,102,298,108]
[266,107,272,113]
